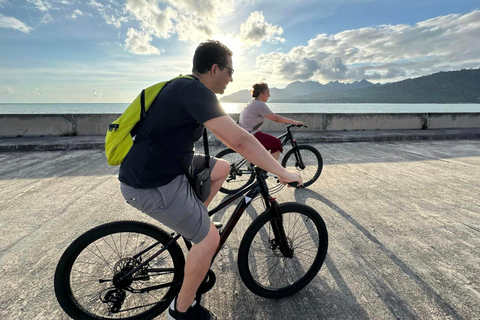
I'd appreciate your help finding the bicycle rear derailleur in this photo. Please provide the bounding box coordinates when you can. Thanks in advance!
[101,288,126,313]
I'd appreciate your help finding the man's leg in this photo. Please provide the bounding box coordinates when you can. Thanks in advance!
[122,173,220,317]
[204,159,229,207]
[176,222,220,312]
[170,156,228,312]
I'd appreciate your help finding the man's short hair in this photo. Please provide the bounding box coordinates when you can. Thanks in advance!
[192,40,232,74]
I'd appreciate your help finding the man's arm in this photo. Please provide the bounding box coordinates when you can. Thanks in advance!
[204,115,302,185]
[265,113,303,125]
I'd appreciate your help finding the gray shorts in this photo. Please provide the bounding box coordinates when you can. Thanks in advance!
[120,155,217,244]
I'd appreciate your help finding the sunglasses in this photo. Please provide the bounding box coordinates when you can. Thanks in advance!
[217,64,234,76]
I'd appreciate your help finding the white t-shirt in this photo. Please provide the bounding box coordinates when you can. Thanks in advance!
[239,99,273,134]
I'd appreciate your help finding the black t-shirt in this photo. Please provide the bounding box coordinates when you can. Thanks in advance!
[119,76,227,188]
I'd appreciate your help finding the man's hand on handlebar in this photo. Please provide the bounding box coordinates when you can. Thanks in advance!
[278,171,303,188]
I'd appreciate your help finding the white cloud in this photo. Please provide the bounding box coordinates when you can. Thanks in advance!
[103,13,122,28]
[0,0,7,7]
[0,86,16,95]
[33,88,42,96]
[240,11,284,47]
[125,0,175,38]
[124,28,160,55]
[88,0,126,28]
[71,9,84,20]
[0,14,33,33]
[175,14,215,42]
[93,89,102,97]
[165,0,235,20]
[257,10,480,83]
[87,0,103,9]
[123,0,237,54]
[40,13,53,25]
[28,0,51,12]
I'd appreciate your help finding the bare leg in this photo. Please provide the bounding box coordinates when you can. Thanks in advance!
[176,222,220,312]
[271,151,280,161]
[174,160,227,312]
[204,159,229,208]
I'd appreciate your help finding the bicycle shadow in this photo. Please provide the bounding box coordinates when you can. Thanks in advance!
[209,190,369,319]
[291,188,464,320]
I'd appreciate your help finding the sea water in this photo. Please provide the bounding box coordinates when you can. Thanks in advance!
[1,103,479,114]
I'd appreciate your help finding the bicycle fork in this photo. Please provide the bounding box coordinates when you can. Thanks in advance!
[292,141,306,170]
[268,199,294,258]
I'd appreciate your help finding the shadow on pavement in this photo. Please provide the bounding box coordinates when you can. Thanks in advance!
[294,187,465,320]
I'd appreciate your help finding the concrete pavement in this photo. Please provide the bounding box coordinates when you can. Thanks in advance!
[0,138,479,319]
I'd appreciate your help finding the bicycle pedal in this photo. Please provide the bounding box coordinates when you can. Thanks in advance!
[213,222,223,229]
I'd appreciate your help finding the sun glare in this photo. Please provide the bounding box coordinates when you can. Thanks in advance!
[211,34,244,58]
[220,103,243,113]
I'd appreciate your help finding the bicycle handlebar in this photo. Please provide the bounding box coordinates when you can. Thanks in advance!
[286,123,308,129]
[287,181,304,189]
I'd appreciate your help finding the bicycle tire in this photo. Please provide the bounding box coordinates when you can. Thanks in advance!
[216,148,255,194]
[238,203,328,299]
[281,145,323,187]
[54,221,185,320]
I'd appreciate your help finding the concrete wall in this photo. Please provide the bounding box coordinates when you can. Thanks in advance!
[0,113,479,137]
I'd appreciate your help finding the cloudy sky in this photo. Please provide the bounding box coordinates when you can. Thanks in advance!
[0,0,479,103]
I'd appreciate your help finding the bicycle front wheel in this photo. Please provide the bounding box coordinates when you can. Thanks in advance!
[238,203,328,299]
[54,221,185,320]
[216,148,255,194]
[281,145,323,187]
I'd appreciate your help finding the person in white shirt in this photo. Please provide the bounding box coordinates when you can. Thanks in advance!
[239,82,304,160]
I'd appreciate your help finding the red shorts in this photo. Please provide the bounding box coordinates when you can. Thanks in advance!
[254,131,283,154]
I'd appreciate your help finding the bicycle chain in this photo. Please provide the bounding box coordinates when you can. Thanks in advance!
[117,298,170,313]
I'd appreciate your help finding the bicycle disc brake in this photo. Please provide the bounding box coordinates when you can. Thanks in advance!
[100,257,144,313]
[295,160,306,170]
[269,238,294,258]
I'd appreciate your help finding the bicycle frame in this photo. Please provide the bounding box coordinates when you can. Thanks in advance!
[278,124,301,149]
[209,167,279,256]
[117,166,289,284]
[225,124,302,183]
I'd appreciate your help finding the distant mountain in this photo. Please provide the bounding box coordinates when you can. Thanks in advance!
[220,79,377,103]
[273,69,480,103]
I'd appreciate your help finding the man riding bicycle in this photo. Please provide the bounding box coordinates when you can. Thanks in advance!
[118,40,302,320]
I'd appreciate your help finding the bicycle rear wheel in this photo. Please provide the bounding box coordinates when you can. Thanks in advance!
[281,145,323,187]
[54,221,185,320]
[238,203,328,298]
[216,148,255,194]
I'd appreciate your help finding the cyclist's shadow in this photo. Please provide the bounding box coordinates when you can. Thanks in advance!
[214,188,370,320]
[291,187,462,320]
[291,187,370,320]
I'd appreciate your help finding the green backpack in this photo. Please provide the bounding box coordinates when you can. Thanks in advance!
[105,75,193,166]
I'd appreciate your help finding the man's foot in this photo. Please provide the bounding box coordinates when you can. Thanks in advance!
[167,298,217,320]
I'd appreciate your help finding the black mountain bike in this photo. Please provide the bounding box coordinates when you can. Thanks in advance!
[216,124,323,194]
[54,166,328,320]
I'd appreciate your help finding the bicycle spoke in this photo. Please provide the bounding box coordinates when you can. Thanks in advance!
[243,209,324,292]
[282,146,323,187]
[216,149,255,194]
[58,225,182,320]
